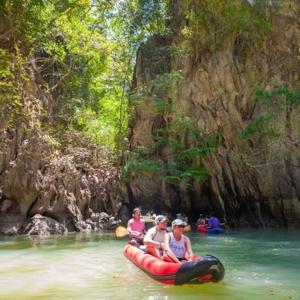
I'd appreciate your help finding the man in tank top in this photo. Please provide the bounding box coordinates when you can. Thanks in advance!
[143,215,167,258]
[127,208,145,246]
[164,218,193,263]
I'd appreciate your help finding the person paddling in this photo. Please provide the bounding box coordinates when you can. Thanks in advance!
[207,213,221,229]
[127,208,145,246]
[164,219,193,263]
[143,215,167,258]
[196,213,207,226]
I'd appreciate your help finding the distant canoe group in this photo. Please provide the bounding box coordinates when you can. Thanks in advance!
[195,213,225,234]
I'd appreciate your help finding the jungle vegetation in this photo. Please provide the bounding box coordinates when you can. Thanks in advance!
[1,0,297,184]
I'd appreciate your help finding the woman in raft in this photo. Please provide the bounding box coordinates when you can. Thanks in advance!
[127,208,145,246]
[164,218,194,263]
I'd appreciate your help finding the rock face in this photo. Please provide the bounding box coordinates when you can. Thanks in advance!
[127,1,300,228]
[0,128,124,235]
[0,47,124,236]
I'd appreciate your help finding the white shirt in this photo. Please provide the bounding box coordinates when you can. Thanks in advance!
[144,226,165,244]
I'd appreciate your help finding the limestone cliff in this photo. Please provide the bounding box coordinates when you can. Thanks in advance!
[127,0,300,228]
[0,18,124,236]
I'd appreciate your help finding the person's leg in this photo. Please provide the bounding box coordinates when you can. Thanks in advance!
[162,253,177,263]
[145,246,161,259]
[129,238,139,247]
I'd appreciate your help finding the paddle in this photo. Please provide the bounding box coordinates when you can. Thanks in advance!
[183,224,191,233]
[115,226,129,238]
[115,223,191,238]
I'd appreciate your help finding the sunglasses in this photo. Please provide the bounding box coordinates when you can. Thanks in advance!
[177,225,185,228]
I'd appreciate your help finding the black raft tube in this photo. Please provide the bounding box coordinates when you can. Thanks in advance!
[175,255,225,285]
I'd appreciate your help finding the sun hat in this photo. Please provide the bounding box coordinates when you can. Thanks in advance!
[155,215,167,224]
[132,208,141,214]
[172,218,187,228]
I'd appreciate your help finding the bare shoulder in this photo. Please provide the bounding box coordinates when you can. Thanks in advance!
[183,235,191,242]
[166,232,172,239]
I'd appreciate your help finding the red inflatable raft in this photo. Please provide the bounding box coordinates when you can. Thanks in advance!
[124,244,225,285]
[196,225,208,233]
[196,225,224,234]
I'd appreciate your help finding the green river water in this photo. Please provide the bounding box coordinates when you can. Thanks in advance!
[0,229,299,300]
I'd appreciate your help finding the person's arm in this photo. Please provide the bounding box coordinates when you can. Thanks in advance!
[184,236,193,261]
[164,233,180,263]
[141,220,146,235]
[143,229,161,249]
[127,220,132,234]
[220,220,226,228]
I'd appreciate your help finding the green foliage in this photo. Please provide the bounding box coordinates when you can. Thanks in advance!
[0,0,171,154]
[0,46,29,127]
[240,113,278,139]
[0,49,12,80]
[149,71,183,98]
[124,157,163,176]
[241,85,300,139]
[255,86,300,106]
[181,0,273,58]
[124,107,220,184]
[111,0,168,53]
[123,139,214,185]
[0,49,14,108]
[179,147,217,161]
[0,0,135,151]
[179,167,209,181]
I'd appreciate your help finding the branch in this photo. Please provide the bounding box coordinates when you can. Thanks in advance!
[49,68,72,91]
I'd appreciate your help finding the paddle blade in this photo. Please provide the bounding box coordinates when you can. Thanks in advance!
[115,226,129,238]
[183,224,191,233]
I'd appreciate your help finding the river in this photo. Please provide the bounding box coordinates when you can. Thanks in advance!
[0,229,299,300]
